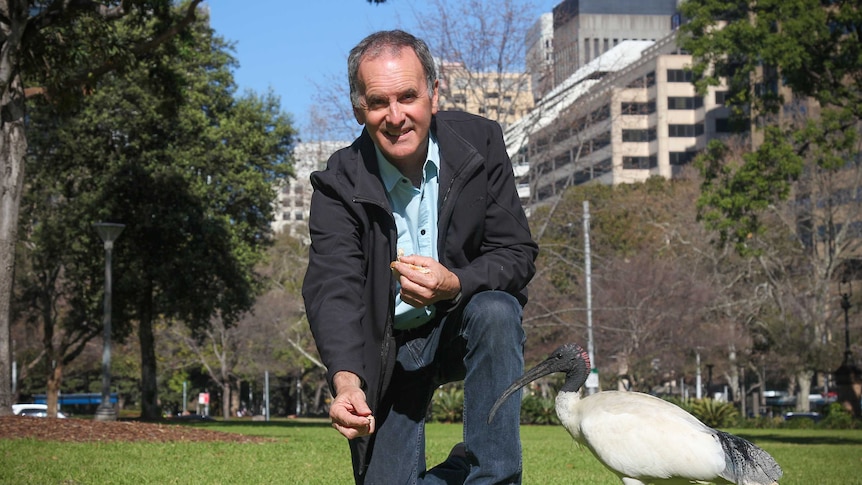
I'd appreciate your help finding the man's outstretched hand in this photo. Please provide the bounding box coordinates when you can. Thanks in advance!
[330,371,375,439]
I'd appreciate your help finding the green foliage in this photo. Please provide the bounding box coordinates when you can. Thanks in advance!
[661,396,694,415]
[24,13,295,328]
[430,384,464,423]
[819,403,860,430]
[736,415,785,429]
[695,128,804,256]
[22,2,195,105]
[679,0,862,255]
[782,415,819,429]
[162,370,191,403]
[520,393,559,425]
[679,0,861,114]
[532,176,697,295]
[688,398,740,429]
[17,8,295,418]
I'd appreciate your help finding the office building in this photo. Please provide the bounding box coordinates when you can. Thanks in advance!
[550,0,679,88]
[507,30,732,208]
[272,140,349,239]
[526,13,555,102]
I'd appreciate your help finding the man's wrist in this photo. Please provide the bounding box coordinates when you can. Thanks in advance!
[333,371,363,395]
[445,271,462,302]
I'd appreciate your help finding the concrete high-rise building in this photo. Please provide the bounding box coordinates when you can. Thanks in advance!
[272,140,350,239]
[526,13,555,103]
[550,0,679,88]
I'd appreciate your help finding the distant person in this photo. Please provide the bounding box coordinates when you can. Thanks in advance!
[302,30,537,484]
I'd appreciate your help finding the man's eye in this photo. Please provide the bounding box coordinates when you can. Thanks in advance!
[400,94,416,103]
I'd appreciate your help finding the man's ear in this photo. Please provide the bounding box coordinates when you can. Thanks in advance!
[431,79,439,115]
[353,105,365,125]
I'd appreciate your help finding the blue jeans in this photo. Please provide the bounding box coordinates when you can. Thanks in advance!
[362,291,525,484]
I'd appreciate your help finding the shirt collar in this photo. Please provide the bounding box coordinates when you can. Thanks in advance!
[376,133,440,193]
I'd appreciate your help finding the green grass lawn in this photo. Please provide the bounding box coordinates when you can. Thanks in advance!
[2,418,861,484]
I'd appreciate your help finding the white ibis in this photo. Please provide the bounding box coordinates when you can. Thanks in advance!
[489,343,783,485]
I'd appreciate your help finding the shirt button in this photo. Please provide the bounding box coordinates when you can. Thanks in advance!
[421,229,426,235]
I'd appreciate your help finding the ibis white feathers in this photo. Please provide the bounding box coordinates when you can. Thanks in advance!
[489,343,783,485]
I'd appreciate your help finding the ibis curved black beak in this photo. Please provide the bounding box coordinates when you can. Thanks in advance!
[487,357,557,424]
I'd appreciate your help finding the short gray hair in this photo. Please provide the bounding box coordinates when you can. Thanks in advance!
[348,30,437,109]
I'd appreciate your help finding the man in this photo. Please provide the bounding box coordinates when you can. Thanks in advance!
[302,30,538,484]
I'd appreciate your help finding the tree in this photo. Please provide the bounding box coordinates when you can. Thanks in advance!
[595,253,714,393]
[113,40,293,420]
[12,148,111,416]
[167,315,240,420]
[18,11,295,419]
[525,177,723,391]
[0,0,204,416]
[241,232,326,415]
[414,0,537,128]
[162,231,324,419]
[679,0,862,413]
[306,73,359,143]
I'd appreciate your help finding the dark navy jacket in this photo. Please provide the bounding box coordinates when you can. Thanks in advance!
[302,110,538,476]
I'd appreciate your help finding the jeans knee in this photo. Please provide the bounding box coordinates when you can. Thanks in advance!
[462,291,524,345]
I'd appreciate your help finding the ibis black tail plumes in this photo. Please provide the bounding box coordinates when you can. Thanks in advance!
[716,430,783,485]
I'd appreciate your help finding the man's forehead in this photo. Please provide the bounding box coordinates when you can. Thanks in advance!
[358,47,423,77]
[361,44,409,64]
[358,51,425,96]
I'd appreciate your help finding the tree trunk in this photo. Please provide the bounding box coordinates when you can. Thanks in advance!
[796,369,814,412]
[313,380,326,415]
[0,64,28,416]
[231,378,241,417]
[727,346,739,404]
[222,381,231,420]
[46,361,64,418]
[139,285,160,420]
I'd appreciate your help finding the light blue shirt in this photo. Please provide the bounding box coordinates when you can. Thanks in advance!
[376,135,440,329]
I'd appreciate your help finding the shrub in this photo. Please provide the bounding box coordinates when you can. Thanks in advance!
[737,415,784,429]
[819,403,859,430]
[781,415,818,429]
[430,384,463,423]
[688,398,739,428]
[520,394,559,425]
[662,396,694,415]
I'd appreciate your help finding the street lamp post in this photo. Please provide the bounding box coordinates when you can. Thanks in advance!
[706,364,714,399]
[840,282,853,366]
[835,278,862,419]
[93,222,124,422]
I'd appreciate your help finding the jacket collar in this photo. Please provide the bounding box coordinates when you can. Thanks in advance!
[352,114,482,205]
[432,114,482,190]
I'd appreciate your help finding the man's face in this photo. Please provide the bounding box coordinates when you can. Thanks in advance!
[353,48,439,170]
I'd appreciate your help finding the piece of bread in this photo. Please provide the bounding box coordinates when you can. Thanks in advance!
[392,248,431,274]
[390,261,431,274]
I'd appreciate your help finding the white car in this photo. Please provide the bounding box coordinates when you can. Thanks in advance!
[12,403,67,418]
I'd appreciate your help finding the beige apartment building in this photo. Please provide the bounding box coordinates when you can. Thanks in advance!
[437,61,534,129]
[507,30,733,208]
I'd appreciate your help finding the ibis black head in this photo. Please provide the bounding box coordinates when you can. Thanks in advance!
[487,343,591,424]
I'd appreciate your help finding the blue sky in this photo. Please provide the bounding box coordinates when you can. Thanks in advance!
[205,0,560,137]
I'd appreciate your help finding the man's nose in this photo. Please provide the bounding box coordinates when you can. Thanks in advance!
[386,101,405,124]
